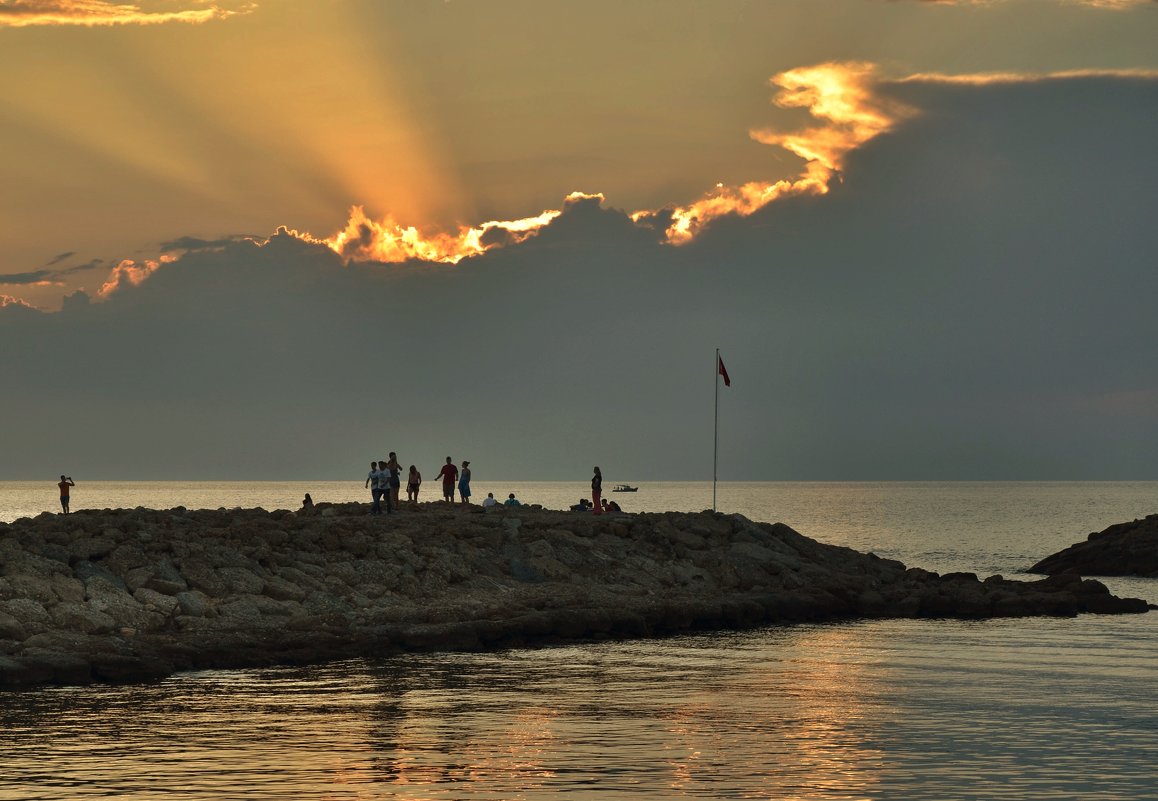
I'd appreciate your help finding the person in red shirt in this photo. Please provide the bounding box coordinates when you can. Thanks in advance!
[437,457,458,502]
[57,475,75,514]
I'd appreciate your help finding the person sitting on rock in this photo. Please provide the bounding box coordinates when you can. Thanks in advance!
[301,493,314,511]
[482,492,498,509]
[504,493,521,507]
[570,498,589,511]
[606,499,622,512]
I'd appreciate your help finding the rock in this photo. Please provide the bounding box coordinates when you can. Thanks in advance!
[0,611,28,641]
[1030,515,1158,577]
[50,603,117,635]
[0,504,1149,690]
[217,567,265,595]
[1,598,51,627]
[68,537,118,562]
[262,576,308,602]
[134,588,180,616]
[175,591,213,618]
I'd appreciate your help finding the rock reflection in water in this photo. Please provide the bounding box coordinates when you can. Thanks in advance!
[2,617,1157,799]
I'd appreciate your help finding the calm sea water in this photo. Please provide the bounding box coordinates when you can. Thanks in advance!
[2,481,1156,800]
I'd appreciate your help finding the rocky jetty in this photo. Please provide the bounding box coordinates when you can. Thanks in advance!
[1030,514,1158,577]
[1,504,1149,688]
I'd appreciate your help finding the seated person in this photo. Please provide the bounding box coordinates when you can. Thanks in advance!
[570,498,590,511]
[482,492,499,508]
[607,499,622,512]
[504,493,522,506]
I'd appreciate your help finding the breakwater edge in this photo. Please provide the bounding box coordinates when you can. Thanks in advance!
[1,501,1150,688]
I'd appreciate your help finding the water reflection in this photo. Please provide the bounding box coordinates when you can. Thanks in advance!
[2,617,1157,799]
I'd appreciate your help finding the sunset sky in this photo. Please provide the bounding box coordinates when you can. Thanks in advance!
[2,0,1156,480]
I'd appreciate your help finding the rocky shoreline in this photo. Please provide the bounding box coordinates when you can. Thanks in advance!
[1030,514,1158,577]
[1,503,1151,688]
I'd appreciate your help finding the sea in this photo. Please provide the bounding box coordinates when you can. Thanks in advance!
[1,481,1156,800]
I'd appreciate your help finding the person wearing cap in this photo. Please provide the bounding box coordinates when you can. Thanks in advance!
[458,460,472,505]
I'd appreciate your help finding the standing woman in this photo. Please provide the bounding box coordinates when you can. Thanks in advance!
[591,466,602,515]
[386,452,402,511]
[406,465,421,502]
[458,460,472,505]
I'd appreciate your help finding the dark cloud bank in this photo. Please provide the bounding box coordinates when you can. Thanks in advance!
[3,75,1156,481]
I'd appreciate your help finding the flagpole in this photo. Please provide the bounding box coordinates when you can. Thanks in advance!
[713,347,719,512]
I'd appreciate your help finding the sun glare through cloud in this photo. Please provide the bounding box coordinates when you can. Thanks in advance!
[275,63,908,266]
[12,60,1148,308]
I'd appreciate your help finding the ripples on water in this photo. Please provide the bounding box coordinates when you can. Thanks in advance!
[3,619,1156,800]
[1,481,1156,799]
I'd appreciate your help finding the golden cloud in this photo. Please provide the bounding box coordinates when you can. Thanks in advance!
[320,205,564,265]
[637,62,914,245]
[900,67,1158,85]
[98,255,174,297]
[0,0,253,28]
[0,294,35,308]
[279,64,914,259]
[66,62,1151,304]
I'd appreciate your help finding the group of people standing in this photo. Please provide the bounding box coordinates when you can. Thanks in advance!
[364,453,408,514]
[366,455,473,513]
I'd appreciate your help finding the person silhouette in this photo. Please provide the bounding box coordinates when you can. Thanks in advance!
[407,465,422,502]
[458,461,472,505]
[438,457,458,502]
[591,466,603,515]
[57,475,75,514]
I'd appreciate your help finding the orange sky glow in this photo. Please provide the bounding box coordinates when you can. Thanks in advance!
[2,0,1155,309]
[269,63,910,267]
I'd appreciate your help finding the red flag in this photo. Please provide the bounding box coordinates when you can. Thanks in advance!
[718,355,731,387]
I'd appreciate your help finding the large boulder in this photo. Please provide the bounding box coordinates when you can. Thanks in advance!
[1030,515,1158,577]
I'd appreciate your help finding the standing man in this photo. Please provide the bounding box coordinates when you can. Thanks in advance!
[376,458,392,515]
[57,474,75,514]
[591,466,602,515]
[437,457,458,503]
[365,461,382,515]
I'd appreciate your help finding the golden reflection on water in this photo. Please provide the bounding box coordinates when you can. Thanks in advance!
[3,617,1157,800]
[660,625,891,800]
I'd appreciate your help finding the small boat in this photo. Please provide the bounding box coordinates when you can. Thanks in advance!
[612,484,638,493]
